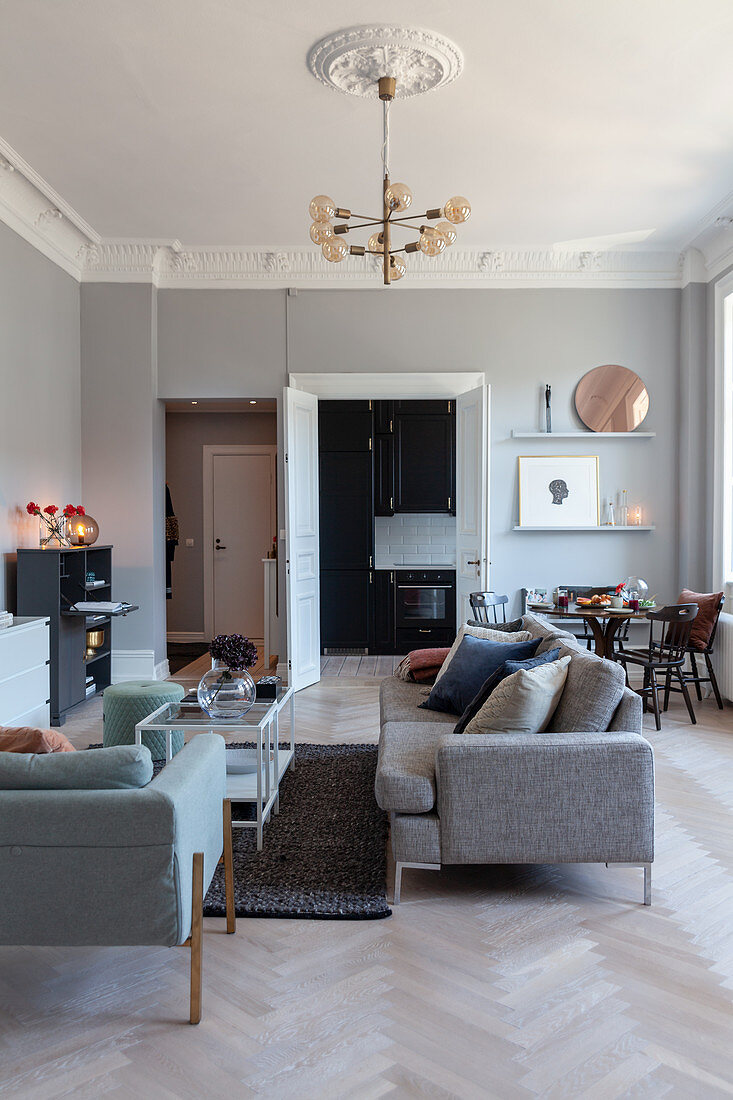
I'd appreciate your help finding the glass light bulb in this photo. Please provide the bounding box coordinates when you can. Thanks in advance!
[309,221,334,245]
[443,196,471,224]
[417,227,446,257]
[385,182,413,213]
[321,238,348,263]
[309,194,336,222]
[390,255,406,281]
[367,233,384,253]
[435,220,457,246]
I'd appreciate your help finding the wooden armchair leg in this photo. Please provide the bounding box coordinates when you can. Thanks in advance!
[190,851,204,1025]
[223,798,236,934]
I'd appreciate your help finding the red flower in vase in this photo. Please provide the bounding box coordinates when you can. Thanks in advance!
[44,505,59,516]
[76,505,85,516]
[26,502,41,516]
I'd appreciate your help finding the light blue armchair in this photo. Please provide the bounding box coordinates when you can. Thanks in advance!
[0,734,235,1024]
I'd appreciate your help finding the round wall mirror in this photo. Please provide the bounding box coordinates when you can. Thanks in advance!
[574,364,650,432]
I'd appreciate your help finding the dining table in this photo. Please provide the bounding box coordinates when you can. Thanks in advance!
[531,605,650,660]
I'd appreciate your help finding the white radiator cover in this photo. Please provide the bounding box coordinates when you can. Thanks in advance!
[714,612,733,702]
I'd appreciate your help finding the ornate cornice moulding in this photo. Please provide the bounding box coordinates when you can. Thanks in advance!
[79,243,685,288]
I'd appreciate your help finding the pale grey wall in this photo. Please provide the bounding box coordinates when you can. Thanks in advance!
[166,410,277,633]
[80,283,166,668]
[158,286,681,626]
[0,222,81,611]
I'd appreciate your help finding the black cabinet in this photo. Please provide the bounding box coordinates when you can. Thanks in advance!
[318,400,373,452]
[374,434,394,517]
[319,401,374,651]
[319,452,373,569]
[320,570,372,650]
[373,570,395,653]
[395,412,455,514]
[395,399,452,416]
[16,545,132,725]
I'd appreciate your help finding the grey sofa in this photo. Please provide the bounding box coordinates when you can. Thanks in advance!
[375,613,654,905]
[0,734,235,1024]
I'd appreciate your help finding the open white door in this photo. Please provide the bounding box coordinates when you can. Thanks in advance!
[455,385,490,626]
[283,386,321,691]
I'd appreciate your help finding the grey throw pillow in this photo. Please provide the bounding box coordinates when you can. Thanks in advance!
[463,655,571,735]
[453,647,561,734]
[547,644,626,732]
[0,745,154,790]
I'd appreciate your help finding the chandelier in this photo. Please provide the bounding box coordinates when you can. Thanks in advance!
[307,27,470,286]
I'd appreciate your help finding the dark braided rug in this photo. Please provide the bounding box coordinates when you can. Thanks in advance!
[175,742,389,920]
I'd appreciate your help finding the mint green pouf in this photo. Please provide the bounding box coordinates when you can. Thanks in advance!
[103,680,186,761]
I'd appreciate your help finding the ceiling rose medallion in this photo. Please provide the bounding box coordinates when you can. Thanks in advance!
[306,25,470,286]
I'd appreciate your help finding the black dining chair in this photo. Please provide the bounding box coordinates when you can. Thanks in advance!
[617,604,699,730]
[470,592,509,624]
[673,593,725,710]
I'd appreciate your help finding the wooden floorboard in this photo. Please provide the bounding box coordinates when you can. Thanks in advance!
[4,670,733,1097]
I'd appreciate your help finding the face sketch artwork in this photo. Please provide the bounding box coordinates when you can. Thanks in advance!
[549,479,569,506]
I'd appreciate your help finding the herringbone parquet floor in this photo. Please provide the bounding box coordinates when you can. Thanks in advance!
[1,669,732,1098]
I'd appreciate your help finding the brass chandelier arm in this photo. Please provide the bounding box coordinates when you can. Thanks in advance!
[335,213,439,234]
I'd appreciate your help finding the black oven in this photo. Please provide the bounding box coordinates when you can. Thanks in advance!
[395,570,456,648]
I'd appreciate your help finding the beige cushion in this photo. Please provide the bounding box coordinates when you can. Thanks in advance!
[463,655,571,735]
[434,623,533,683]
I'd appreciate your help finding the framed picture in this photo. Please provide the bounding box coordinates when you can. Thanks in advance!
[518,455,600,527]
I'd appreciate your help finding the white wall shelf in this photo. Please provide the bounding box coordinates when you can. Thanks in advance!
[510,430,656,439]
[513,525,655,532]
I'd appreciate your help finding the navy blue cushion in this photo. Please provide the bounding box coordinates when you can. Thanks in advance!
[420,634,542,716]
[453,647,561,734]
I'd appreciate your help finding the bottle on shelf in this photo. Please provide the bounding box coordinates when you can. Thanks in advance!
[605,499,616,526]
[619,488,628,526]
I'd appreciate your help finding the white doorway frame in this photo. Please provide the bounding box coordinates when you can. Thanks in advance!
[203,444,277,642]
[285,371,489,681]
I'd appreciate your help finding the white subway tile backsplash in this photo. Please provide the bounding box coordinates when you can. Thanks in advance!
[375,513,456,567]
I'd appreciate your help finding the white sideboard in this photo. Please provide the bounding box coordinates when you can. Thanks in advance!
[0,616,51,727]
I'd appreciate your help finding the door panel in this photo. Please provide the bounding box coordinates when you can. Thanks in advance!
[319,453,373,569]
[374,434,394,516]
[395,414,454,513]
[373,570,395,653]
[320,570,372,649]
[456,385,490,626]
[318,400,373,452]
[212,453,273,638]
[284,387,321,690]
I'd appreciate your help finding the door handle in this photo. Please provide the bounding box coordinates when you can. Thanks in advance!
[467,560,480,565]
[215,539,227,550]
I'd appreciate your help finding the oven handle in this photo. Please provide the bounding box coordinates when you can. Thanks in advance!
[397,585,453,590]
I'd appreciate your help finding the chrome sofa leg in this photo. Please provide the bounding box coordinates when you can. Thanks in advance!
[606,861,652,906]
[392,861,441,905]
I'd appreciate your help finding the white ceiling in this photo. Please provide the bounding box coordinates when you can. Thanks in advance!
[2,0,733,251]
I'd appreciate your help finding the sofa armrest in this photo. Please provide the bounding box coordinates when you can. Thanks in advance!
[435,731,654,865]
[0,734,226,947]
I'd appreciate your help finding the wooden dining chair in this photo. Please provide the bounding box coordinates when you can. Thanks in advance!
[674,593,725,710]
[617,604,699,730]
[470,592,509,624]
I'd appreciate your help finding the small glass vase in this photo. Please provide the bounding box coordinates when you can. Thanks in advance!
[39,516,70,548]
[197,660,256,719]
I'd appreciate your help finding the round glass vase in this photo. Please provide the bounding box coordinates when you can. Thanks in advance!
[39,516,70,548]
[197,660,256,720]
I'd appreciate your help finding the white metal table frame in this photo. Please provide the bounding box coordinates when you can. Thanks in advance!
[134,686,295,850]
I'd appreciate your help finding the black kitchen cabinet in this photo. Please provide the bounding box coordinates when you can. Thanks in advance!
[395,411,455,514]
[319,452,373,569]
[320,570,372,650]
[374,400,394,434]
[373,570,395,653]
[395,399,452,416]
[374,433,395,516]
[318,400,373,452]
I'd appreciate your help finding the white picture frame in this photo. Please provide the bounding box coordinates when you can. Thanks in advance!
[518,455,600,528]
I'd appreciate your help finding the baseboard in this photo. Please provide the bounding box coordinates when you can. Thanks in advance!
[166,631,207,644]
[276,661,289,684]
[155,658,170,681]
[111,649,158,682]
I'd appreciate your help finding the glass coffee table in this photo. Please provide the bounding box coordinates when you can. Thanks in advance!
[135,686,295,850]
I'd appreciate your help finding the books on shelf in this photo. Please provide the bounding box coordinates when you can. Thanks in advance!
[72,601,124,613]
[86,580,106,588]
[85,681,96,697]
[0,611,12,630]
